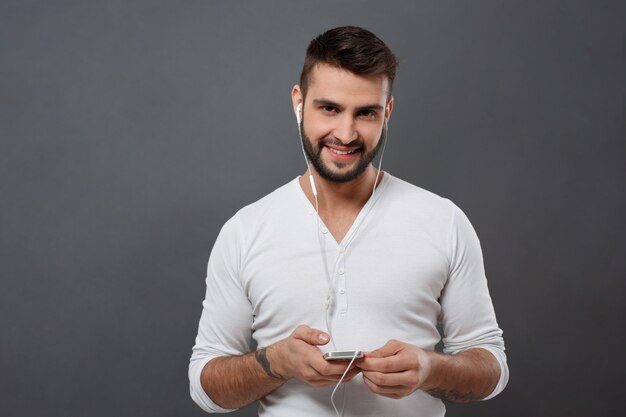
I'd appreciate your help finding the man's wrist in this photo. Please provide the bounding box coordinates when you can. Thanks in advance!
[255,346,285,380]
[418,349,443,391]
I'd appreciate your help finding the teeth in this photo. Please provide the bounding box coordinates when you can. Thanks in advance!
[329,148,356,155]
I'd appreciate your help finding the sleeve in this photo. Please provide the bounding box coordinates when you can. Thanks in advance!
[188,216,254,413]
[438,204,509,400]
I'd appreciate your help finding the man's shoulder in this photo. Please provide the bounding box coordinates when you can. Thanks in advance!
[384,173,455,211]
[382,174,469,236]
[231,177,302,223]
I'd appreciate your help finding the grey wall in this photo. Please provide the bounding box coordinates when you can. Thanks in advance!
[1,1,625,416]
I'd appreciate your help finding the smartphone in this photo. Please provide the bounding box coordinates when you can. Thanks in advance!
[323,350,364,361]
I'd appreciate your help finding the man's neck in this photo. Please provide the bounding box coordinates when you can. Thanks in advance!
[299,165,382,215]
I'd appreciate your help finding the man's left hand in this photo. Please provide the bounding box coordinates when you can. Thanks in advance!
[356,339,434,399]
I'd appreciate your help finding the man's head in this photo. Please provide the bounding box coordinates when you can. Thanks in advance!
[299,26,399,101]
[293,26,398,183]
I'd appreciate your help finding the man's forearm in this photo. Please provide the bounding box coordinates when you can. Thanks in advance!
[200,347,285,409]
[423,348,500,403]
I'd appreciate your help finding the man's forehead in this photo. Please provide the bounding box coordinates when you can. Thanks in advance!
[306,63,390,101]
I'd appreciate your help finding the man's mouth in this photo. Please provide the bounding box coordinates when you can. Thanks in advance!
[327,147,357,155]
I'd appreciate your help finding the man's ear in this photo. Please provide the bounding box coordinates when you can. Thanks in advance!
[385,95,394,124]
[291,85,303,121]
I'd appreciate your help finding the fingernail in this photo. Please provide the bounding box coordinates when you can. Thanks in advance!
[318,333,329,343]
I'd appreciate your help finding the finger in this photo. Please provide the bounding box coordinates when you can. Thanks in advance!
[293,325,330,346]
[357,354,408,373]
[300,365,332,385]
[311,356,360,377]
[313,365,361,382]
[301,365,359,386]
[362,374,412,399]
[365,339,403,358]
[361,370,418,388]
[341,367,362,383]
[327,366,362,383]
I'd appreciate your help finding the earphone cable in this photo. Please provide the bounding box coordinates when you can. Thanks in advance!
[298,116,337,350]
[330,351,359,417]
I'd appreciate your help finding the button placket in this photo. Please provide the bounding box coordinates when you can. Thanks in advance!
[336,252,348,315]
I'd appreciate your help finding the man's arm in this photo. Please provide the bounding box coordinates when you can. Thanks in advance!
[357,340,499,403]
[200,348,285,410]
[423,348,499,402]
[200,325,362,409]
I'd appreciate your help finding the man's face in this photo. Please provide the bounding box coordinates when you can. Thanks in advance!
[297,64,392,183]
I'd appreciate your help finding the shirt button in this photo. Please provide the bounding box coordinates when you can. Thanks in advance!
[321,227,328,234]
[338,268,344,275]
[338,288,345,294]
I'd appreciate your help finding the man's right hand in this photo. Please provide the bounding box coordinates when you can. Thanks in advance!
[266,325,361,387]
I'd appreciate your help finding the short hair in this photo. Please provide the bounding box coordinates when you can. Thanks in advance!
[299,26,399,99]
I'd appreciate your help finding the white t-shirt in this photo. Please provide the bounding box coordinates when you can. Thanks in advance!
[189,173,508,416]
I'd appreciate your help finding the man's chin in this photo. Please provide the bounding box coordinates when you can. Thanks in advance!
[314,164,369,183]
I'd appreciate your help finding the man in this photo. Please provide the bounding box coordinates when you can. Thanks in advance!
[189,26,508,416]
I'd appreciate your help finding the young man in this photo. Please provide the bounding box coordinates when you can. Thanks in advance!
[189,26,508,416]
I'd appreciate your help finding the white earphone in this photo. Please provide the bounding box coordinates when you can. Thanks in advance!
[296,103,302,125]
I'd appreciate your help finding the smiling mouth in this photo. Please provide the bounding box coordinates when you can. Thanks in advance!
[326,146,358,155]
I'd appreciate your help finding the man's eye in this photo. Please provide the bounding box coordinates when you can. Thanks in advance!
[322,106,337,113]
[359,110,377,119]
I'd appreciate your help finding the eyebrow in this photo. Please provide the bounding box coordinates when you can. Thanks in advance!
[312,98,385,113]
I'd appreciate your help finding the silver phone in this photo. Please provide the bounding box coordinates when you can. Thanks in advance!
[323,350,364,361]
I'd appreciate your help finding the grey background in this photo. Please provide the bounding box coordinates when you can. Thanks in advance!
[1,0,624,416]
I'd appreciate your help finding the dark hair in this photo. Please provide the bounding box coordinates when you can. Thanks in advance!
[299,26,399,99]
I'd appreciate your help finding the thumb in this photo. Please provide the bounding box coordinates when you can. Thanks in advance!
[293,325,330,346]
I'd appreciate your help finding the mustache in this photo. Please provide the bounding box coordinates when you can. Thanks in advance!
[319,137,363,148]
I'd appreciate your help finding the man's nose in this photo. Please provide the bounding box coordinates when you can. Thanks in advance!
[333,115,358,144]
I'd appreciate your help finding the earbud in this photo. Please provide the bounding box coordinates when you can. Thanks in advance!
[296,103,302,125]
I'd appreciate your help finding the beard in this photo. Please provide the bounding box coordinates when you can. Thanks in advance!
[300,123,385,183]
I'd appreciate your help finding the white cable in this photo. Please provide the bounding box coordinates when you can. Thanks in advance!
[317,192,337,351]
[297,117,337,350]
[371,121,388,198]
[330,352,359,417]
